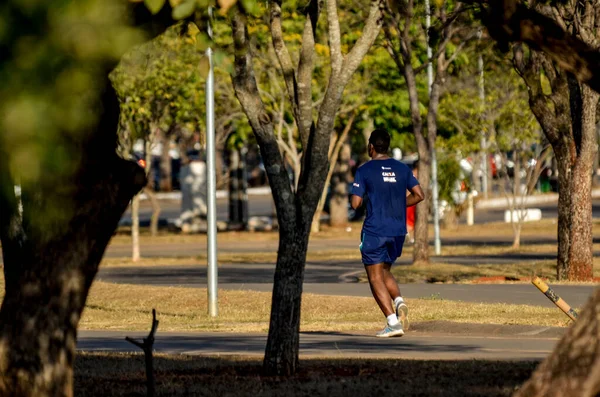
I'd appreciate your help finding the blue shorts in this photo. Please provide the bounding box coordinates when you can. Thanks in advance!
[360,234,405,265]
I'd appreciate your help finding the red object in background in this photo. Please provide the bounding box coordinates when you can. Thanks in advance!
[137,159,146,169]
[489,155,497,178]
[407,204,416,229]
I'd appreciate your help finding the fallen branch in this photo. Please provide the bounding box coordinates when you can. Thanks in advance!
[126,309,159,397]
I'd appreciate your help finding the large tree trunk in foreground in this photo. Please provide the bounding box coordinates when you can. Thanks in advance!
[515,288,600,397]
[263,221,310,374]
[0,78,146,396]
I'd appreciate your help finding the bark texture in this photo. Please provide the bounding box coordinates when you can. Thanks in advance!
[512,0,598,281]
[0,77,146,396]
[567,84,598,280]
[515,288,600,396]
[231,0,382,375]
[0,3,178,394]
[480,0,600,94]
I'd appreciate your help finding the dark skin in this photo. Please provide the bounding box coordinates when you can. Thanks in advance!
[352,144,425,317]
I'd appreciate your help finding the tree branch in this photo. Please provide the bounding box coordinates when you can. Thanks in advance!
[339,0,383,84]
[297,0,321,150]
[231,7,296,229]
[481,0,600,93]
[270,0,299,121]
[326,0,344,77]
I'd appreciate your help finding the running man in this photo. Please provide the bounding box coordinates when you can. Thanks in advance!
[351,129,424,337]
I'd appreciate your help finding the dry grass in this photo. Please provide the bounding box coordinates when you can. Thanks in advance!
[74,353,537,397]
[76,281,572,333]
[101,241,600,268]
[388,258,600,284]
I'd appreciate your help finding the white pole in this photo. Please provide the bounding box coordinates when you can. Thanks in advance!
[467,192,474,226]
[425,0,441,255]
[206,8,218,317]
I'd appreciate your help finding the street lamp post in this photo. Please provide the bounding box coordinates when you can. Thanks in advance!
[206,8,218,317]
[425,0,442,255]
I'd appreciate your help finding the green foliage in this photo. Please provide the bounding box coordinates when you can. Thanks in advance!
[437,154,463,205]
[111,24,207,144]
[438,50,540,156]
[145,0,166,15]
[172,0,198,19]
[0,0,146,186]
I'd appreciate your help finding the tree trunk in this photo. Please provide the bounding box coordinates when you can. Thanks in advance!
[515,288,600,397]
[567,84,598,281]
[312,114,355,233]
[228,147,248,230]
[143,140,160,237]
[132,194,141,261]
[263,220,310,376]
[413,158,431,264]
[555,147,573,280]
[0,78,146,396]
[144,187,161,236]
[512,225,522,249]
[159,132,172,192]
[329,141,351,227]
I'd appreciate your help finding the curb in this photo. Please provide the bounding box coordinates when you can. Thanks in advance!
[476,188,600,210]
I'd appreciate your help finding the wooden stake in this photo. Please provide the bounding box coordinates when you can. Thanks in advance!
[126,309,159,397]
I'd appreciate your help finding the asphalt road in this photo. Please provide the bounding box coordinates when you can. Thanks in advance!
[78,328,559,360]
[122,196,600,226]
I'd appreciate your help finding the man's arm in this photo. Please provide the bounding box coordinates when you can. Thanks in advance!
[407,185,424,207]
[351,195,363,210]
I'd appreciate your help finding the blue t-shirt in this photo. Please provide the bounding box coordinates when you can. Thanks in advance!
[351,158,419,237]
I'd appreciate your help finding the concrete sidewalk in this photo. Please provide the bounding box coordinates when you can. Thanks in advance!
[476,188,600,210]
[78,325,561,360]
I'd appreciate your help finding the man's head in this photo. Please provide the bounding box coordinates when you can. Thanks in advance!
[368,129,391,158]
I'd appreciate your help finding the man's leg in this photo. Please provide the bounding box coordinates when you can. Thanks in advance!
[383,262,409,330]
[383,262,401,300]
[365,263,395,316]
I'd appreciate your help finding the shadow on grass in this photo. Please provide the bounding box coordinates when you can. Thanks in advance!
[75,352,538,396]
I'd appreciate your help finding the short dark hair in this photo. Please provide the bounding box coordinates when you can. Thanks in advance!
[368,129,391,154]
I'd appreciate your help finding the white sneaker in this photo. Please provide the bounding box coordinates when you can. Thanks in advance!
[376,322,404,338]
[396,301,409,331]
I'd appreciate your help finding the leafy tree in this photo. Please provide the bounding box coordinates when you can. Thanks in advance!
[0,1,150,394]
[229,0,383,375]
[511,0,599,281]
[383,0,477,264]
[113,24,207,192]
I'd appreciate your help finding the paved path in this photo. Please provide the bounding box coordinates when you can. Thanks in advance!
[97,261,597,308]
[78,327,560,360]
